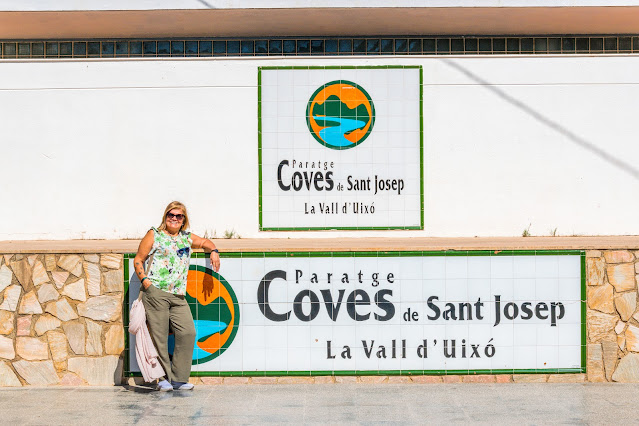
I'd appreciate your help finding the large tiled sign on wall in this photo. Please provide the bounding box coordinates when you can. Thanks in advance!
[127,252,585,376]
[258,66,423,230]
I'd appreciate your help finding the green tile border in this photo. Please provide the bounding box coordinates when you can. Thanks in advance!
[257,65,424,232]
[257,67,263,230]
[123,249,586,377]
[580,252,587,370]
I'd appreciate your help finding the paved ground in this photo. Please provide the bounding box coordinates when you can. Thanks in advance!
[2,383,639,424]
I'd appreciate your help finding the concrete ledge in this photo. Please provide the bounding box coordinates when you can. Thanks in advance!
[1,236,638,254]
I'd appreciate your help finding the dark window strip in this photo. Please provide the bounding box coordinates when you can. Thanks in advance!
[1,36,638,58]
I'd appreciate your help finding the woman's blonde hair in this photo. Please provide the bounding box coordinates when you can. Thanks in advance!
[158,201,190,232]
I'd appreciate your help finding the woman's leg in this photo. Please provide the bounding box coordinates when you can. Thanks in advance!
[142,286,173,382]
[168,295,196,383]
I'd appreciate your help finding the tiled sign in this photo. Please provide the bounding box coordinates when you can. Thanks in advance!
[258,66,423,230]
[127,251,585,376]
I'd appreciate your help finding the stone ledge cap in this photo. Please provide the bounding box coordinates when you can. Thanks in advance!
[1,235,638,254]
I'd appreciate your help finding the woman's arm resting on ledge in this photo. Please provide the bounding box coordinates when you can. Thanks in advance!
[191,234,220,273]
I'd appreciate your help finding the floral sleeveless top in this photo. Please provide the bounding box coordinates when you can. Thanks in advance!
[147,227,192,295]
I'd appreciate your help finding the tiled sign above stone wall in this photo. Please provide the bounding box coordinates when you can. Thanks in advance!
[128,251,584,377]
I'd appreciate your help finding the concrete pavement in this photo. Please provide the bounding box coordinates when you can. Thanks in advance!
[2,383,639,424]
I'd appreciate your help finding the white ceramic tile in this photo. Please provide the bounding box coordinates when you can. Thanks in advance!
[536,345,559,369]
[513,346,537,369]
[556,326,582,351]
[277,81,294,100]
[445,256,468,280]
[376,324,401,343]
[265,347,288,371]
[558,345,582,369]
[491,346,514,372]
[513,323,538,346]
[310,347,334,372]
[468,352,492,371]
[243,345,266,372]
[422,257,447,280]
[355,349,380,372]
[536,278,560,300]
[469,324,492,343]
[331,257,355,278]
[444,278,468,303]
[491,279,515,302]
[536,256,559,278]
[467,256,491,279]
[196,356,221,373]
[261,99,278,119]
[466,278,491,307]
[400,279,423,303]
[444,323,469,342]
[332,324,357,344]
[558,278,581,302]
[491,256,514,279]
[535,325,560,347]
[559,300,582,325]
[219,344,243,372]
[309,325,332,348]
[513,278,536,302]
[514,256,536,278]
[240,301,267,326]
[399,321,423,342]
[558,255,581,278]
[444,355,469,373]
[287,347,310,371]
[488,321,514,347]
[242,325,266,351]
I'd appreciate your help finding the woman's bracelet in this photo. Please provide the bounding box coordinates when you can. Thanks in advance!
[211,249,219,254]
[141,277,149,284]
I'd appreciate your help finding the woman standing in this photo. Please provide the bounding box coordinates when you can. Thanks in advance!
[134,201,221,391]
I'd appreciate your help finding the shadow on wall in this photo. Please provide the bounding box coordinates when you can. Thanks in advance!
[442,58,639,181]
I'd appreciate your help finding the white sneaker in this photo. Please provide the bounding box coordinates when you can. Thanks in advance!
[172,381,194,390]
[156,379,173,392]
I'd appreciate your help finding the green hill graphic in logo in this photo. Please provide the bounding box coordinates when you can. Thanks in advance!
[306,80,375,149]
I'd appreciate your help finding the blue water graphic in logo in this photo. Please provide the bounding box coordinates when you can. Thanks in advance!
[315,116,367,147]
[168,320,228,362]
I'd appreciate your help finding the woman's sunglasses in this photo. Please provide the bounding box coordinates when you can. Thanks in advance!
[166,213,185,221]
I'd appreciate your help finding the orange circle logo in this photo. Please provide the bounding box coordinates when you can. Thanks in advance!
[184,265,239,364]
[306,80,375,149]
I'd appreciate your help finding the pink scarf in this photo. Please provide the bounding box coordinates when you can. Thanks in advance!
[129,298,165,382]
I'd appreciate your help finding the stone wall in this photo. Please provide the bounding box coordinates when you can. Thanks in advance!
[586,250,639,382]
[0,253,124,386]
[2,248,639,386]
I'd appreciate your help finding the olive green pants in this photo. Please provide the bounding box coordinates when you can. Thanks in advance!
[142,284,196,383]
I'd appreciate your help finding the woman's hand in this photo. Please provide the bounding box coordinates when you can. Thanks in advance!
[210,251,221,273]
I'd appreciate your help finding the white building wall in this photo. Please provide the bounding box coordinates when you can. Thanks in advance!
[1,55,638,239]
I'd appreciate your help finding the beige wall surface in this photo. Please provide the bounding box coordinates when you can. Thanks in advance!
[2,6,639,38]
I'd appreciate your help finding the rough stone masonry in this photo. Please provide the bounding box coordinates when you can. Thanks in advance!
[1,249,639,386]
[0,253,124,386]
